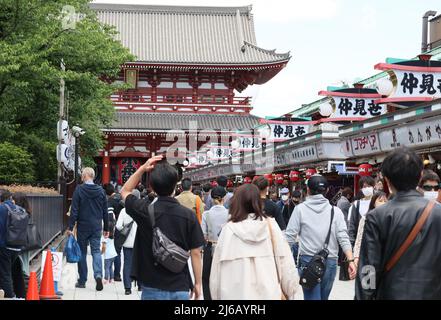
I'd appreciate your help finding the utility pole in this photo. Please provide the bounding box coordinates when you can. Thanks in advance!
[58,59,65,192]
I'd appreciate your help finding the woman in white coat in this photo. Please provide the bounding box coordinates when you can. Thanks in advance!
[210,184,298,300]
[116,190,139,295]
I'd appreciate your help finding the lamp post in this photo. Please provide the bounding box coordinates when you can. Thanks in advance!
[72,125,85,184]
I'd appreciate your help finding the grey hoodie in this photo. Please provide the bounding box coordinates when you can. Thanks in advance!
[285,194,351,259]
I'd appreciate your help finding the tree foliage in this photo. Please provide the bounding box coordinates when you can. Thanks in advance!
[0,142,35,183]
[0,0,133,181]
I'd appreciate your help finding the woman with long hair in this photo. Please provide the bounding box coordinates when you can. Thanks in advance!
[209,184,298,300]
[353,191,388,268]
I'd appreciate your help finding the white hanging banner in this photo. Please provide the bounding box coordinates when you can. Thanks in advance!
[318,91,386,120]
[267,123,311,142]
[374,63,441,103]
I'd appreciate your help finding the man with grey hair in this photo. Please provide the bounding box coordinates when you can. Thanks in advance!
[67,167,109,291]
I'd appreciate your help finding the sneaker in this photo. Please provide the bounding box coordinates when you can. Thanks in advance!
[114,276,122,282]
[75,282,86,289]
[125,289,132,295]
[96,278,103,291]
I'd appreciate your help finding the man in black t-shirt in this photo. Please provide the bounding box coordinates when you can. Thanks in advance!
[120,156,204,300]
[253,176,286,230]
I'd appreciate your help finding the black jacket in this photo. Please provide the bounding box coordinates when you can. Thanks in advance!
[355,190,441,300]
[69,183,109,233]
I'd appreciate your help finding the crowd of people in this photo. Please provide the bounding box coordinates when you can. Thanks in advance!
[2,147,441,300]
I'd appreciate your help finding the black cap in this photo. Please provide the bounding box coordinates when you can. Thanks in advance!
[307,174,328,192]
[211,186,227,199]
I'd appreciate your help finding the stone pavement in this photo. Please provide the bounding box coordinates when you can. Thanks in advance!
[59,251,355,300]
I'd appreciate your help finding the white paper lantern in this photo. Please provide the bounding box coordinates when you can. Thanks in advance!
[375,78,394,96]
[258,126,271,139]
[319,102,334,117]
[183,160,189,167]
[231,139,240,149]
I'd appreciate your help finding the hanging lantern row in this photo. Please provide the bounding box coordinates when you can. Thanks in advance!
[358,163,373,176]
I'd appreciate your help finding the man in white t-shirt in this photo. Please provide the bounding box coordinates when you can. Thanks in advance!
[347,176,375,246]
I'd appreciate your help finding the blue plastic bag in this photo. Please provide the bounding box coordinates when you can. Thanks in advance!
[64,235,81,263]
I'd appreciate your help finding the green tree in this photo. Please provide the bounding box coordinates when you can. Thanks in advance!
[0,142,35,183]
[0,0,134,181]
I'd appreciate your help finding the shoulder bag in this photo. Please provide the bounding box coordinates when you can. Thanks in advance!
[299,206,335,289]
[384,200,436,273]
[148,203,190,273]
[267,218,288,300]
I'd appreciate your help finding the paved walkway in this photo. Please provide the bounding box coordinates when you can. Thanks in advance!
[59,252,355,300]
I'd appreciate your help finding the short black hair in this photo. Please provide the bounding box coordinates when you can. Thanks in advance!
[419,169,440,186]
[341,187,353,198]
[103,183,115,196]
[181,178,192,191]
[0,189,12,202]
[381,147,423,192]
[202,183,212,193]
[216,176,228,188]
[359,176,375,189]
[150,161,179,196]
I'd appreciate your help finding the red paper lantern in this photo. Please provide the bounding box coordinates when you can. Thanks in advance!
[275,174,284,185]
[211,180,218,187]
[358,163,373,176]
[264,173,273,186]
[305,168,317,179]
[289,170,300,182]
[244,176,252,184]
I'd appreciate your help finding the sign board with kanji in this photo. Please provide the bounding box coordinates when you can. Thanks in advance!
[374,63,441,104]
[268,123,311,142]
[318,91,386,120]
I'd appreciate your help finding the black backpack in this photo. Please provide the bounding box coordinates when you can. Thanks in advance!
[148,203,190,274]
[299,207,335,290]
[5,203,29,247]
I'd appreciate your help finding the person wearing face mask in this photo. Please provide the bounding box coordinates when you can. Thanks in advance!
[347,176,375,247]
[417,169,440,201]
[353,191,388,269]
[277,188,299,226]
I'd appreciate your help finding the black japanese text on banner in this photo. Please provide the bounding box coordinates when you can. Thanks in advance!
[374,63,441,103]
[318,91,386,119]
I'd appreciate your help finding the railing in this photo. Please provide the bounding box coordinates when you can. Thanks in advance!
[27,194,64,259]
[110,92,251,105]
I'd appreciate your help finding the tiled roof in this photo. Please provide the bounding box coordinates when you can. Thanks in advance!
[90,3,290,65]
[107,112,262,131]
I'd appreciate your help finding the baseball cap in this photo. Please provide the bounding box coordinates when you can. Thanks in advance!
[211,186,227,200]
[280,188,289,194]
[307,174,329,192]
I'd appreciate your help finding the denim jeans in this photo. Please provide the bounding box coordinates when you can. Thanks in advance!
[122,247,133,289]
[141,286,189,300]
[77,230,103,284]
[104,257,115,281]
[298,255,338,300]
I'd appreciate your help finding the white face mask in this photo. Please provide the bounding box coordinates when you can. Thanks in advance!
[424,191,438,201]
[362,187,374,197]
[281,195,289,201]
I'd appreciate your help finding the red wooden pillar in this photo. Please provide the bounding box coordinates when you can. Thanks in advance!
[354,174,360,197]
[102,150,111,185]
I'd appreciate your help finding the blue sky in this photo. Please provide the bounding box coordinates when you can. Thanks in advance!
[94,0,440,117]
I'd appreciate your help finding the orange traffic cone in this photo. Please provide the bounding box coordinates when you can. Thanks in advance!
[39,250,60,300]
[26,271,40,300]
